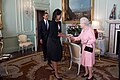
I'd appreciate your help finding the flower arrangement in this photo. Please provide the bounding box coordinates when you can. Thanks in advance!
[67,24,82,36]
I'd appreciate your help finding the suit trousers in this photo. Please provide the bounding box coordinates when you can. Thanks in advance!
[42,40,51,64]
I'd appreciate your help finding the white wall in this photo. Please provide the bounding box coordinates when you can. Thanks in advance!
[2,0,21,53]
[2,0,35,53]
[2,0,50,53]
[94,0,120,37]
[49,0,62,19]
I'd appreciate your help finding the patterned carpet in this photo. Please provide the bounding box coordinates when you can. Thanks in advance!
[0,52,119,80]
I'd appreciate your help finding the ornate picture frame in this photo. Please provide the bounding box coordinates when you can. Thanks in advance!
[0,0,3,29]
[62,0,94,23]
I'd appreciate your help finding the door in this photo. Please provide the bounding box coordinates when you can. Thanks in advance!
[36,10,45,52]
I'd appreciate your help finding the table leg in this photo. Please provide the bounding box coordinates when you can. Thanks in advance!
[5,62,8,75]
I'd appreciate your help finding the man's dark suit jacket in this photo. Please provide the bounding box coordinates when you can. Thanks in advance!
[38,20,50,43]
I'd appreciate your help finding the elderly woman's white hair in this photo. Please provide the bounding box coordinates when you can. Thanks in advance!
[80,17,90,26]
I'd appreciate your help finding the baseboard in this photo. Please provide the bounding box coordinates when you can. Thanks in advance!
[3,46,35,54]
[3,47,19,53]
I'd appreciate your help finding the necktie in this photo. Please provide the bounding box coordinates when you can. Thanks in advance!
[46,20,48,29]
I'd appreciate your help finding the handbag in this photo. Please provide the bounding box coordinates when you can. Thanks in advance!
[84,40,93,53]
[84,45,93,53]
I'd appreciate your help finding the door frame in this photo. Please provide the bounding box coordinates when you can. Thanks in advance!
[33,8,49,51]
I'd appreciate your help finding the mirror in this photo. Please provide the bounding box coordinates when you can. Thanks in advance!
[0,0,2,29]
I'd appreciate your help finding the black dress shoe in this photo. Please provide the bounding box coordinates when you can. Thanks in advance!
[81,74,89,78]
[86,76,94,80]
[54,74,62,80]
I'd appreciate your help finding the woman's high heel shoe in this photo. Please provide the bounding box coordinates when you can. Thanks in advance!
[81,74,89,78]
[86,76,94,80]
[54,74,62,80]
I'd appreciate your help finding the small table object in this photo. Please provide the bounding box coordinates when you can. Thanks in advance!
[97,38,106,55]
[0,54,11,75]
[0,57,10,75]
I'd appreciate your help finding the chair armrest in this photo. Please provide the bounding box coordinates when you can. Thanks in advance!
[27,38,31,41]
[18,40,20,42]
[18,40,23,43]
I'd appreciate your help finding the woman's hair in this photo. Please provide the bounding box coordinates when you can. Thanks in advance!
[80,17,90,26]
[52,9,62,20]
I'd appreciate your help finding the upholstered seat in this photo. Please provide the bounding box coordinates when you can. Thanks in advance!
[19,42,33,47]
[18,34,34,53]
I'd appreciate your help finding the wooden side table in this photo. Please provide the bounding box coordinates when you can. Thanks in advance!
[97,38,106,55]
[0,56,10,75]
[0,37,12,76]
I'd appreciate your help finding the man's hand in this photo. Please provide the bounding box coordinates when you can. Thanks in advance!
[40,39,43,44]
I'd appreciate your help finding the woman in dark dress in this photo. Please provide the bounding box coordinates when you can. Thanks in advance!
[47,9,66,80]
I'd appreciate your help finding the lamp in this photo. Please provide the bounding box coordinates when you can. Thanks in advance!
[92,20,100,39]
[92,21,100,29]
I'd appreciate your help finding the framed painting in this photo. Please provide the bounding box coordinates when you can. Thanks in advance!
[62,0,94,23]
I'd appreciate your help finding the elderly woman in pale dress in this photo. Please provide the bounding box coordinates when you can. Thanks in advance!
[70,17,96,80]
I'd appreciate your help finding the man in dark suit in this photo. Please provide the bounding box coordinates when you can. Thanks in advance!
[38,12,51,63]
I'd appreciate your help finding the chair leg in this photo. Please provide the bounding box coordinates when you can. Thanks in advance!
[77,64,81,75]
[99,54,101,60]
[25,46,27,53]
[22,47,24,54]
[0,48,2,56]
[5,62,8,75]
[0,43,3,56]
[69,60,72,70]
[19,47,21,52]
[32,45,34,52]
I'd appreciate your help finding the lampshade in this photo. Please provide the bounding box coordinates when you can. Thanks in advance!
[92,21,100,29]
